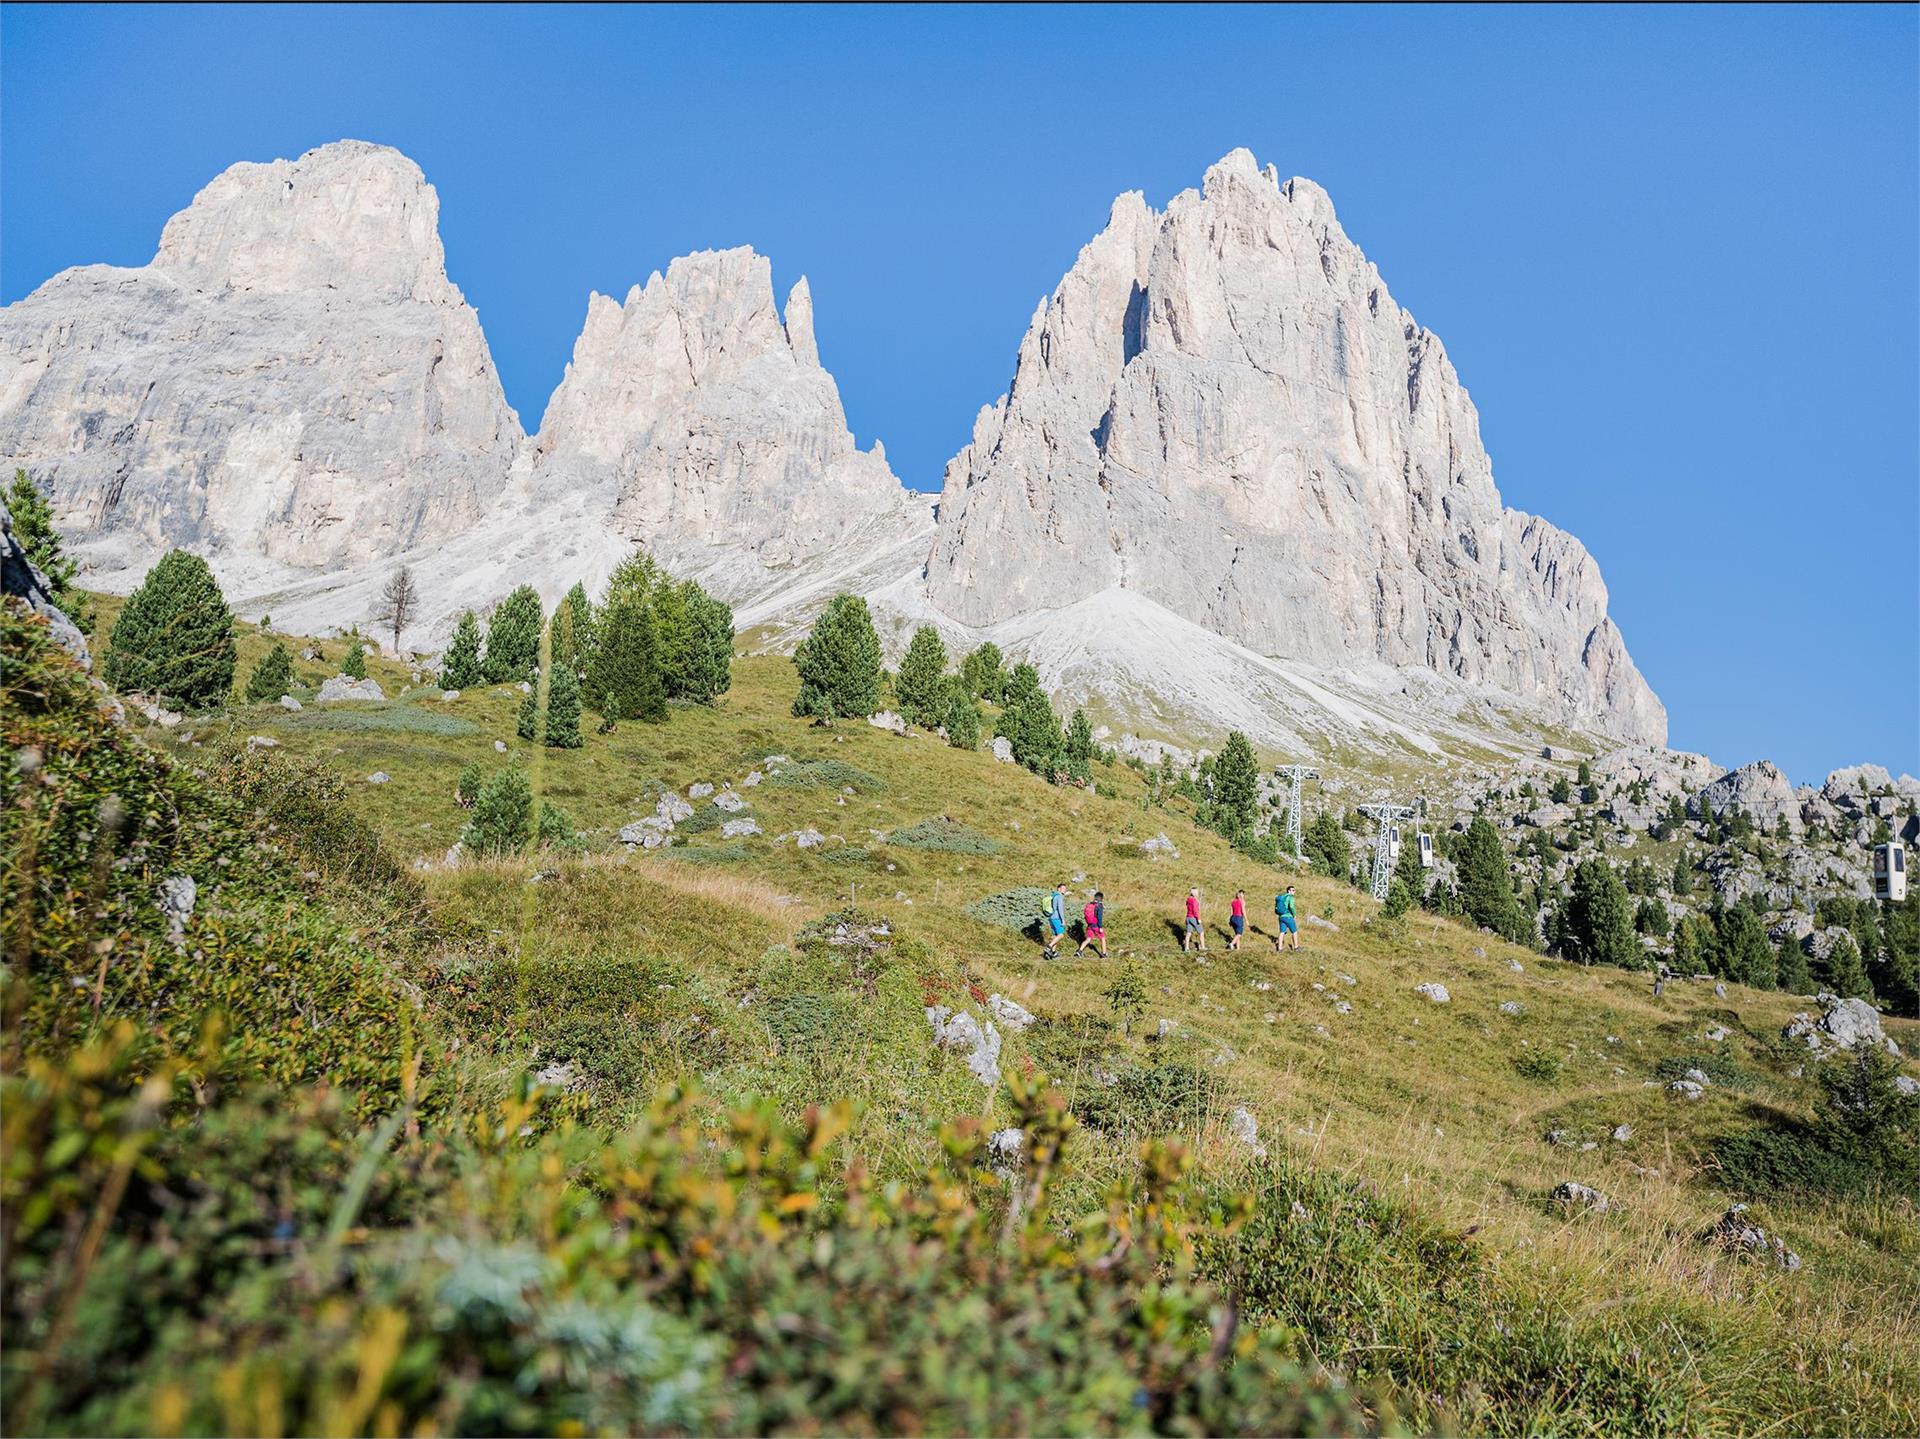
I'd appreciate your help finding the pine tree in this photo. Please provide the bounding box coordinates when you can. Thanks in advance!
[960,642,1007,703]
[1003,662,1042,711]
[544,659,583,748]
[456,763,483,808]
[1457,816,1528,943]
[548,586,591,674]
[1817,933,1873,1001]
[895,625,950,728]
[602,551,663,613]
[1302,812,1351,879]
[1063,708,1097,786]
[1670,853,1691,897]
[1005,688,1063,780]
[341,634,368,679]
[1382,877,1415,920]
[1392,827,1429,909]
[1549,776,1572,805]
[1718,907,1774,988]
[462,765,533,858]
[589,598,667,724]
[1211,731,1259,838]
[442,611,483,689]
[5,468,89,627]
[243,641,295,702]
[791,593,883,720]
[944,679,981,750]
[650,579,696,699]
[683,583,733,703]
[1562,859,1639,966]
[517,686,539,741]
[1777,933,1814,994]
[483,585,543,683]
[103,550,236,710]
[537,800,583,853]
[1872,893,1919,1018]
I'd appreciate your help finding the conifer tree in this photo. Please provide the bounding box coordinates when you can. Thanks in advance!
[1392,827,1429,909]
[483,585,543,683]
[1064,708,1097,786]
[341,634,368,679]
[1211,731,1259,838]
[1719,906,1775,988]
[1561,859,1638,966]
[895,625,950,728]
[548,585,593,674]
[944,679,982,750]
[791,593,883,720]
[1777,933,1814,995]
[544,658,583,748]
[1817,933,1873,1001]
[1005,688,1064,780]
[243,641,295,702]
[442,610,483,689]
[960,642,1007,702]
[678,583,733,703]
[375,565,418,655]
[1457,815,1528,943]
[462,765,533,858]
[589,598,668,724]
[1302,812,1351,879]
[1003,662,1042,711]
[5,468,89,628]
[517,686,538,741]
[650,579,695,698]
[103,550,236,710]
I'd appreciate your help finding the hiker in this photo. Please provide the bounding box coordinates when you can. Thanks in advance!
[1077,890,1108,958]
[1043,882,1068,960]
[1653,960,1675,998]
[1273,885,1300,951]
[1184,888,1205,952]
[1229,890,1246,950]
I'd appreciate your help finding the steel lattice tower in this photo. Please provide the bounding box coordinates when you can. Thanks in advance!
[1272,764,1320,861]
[1357,802,1417,900]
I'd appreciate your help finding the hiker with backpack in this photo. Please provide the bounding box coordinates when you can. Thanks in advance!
[1043,882,1068,960]
[1273,885,1301,951]
[1077,890,1108,958]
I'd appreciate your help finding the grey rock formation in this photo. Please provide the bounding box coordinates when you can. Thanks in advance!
[1694,760,1802,834]
[316,675,384,703]
[1710,1204,1802,1272]
[1783,994,1900,1056]
[528,247,926,590]
[720,817,761,838]
[1551,1181,1611,1213]
[2,496,90,666]
[988,993,1037,1032]
[0,142,521,599]
[1415,982,1451,1004]
[924,149,1664,744]
[156,874,196,946]
[925,1004,1002,1086]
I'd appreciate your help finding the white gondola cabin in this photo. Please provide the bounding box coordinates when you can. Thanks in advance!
[1873,842,1906,902]
[1417,832,1435,869]
[1388,825,1402,861]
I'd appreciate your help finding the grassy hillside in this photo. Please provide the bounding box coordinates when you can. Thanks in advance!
[9,603,1919,1435]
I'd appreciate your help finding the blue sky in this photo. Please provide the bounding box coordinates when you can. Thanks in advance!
[4,4,1915,782]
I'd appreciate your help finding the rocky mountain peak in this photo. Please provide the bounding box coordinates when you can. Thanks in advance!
[154,140,459,303]
[924,147,1667,746]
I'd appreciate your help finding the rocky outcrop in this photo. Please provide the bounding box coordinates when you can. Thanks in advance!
[924,149,1665,745]
[0,142,522,586]
[1694,760,1801,833]
[528,248,926,587]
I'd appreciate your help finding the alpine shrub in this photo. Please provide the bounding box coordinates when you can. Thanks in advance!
[243,641,295,702]
[483,585,543,683]
[442,610,483,689]
[894,625,949,728]
[462,766,533,858]
[544,662,583,748]
[792,593,883,720]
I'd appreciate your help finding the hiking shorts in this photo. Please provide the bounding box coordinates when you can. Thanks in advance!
[1278,915,1297,935]
[1230,915,1245,935]
[1087,927,1105,942]
[1049,917,1065,937]
[1185,915,1202,934]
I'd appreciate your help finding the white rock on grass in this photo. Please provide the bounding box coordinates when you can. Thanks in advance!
[1551,1181,1611,1213]
[1710,1204,1803,1272]
[156,875,196,945]
[277,694,302,711]
[720,818,761,838]
[741,770,763,787]
[1703,1025,1729,1042]
[246,735,278,750]
[1668,1079,1706,1101]
[1507,958,1524,973]
[1305,914,1339,932]
[494,740,507,753]
[990,736,1015,763]
[316,675,384,703]
[367,771,390,785]
[713,790,748,812]
[987,994,1036,1031]
[656,792,695,826]
[440,689,459,702]
[868,711,907,734]
[925,1005,1002,1086]
[780,828,826,849]
[1783,993,1901,1057]
[1612,1124,1634,1143]
[1499,1001,1525,1016]
[1228,1106,1268,1158]
[689,781,714,799]
[1140,833,1180,858]
[987,1127,1025,1170]
[1415,983,1451,1004]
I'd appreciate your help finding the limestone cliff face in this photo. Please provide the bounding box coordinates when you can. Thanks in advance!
[924,149,1666,745]
[529,248,923,575]
[0,141,522,579]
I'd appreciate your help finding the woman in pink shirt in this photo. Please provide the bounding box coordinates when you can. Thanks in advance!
[1229,890,1246,950]
[1183,888,1204,952]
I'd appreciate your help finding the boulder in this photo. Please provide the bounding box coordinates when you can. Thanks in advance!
[316,675,384,704]
[713,790,748,813]
[277,694,302,711]
[1140,832,1180,858]
[1415,983,1451,1004]
[367,771,390,785]
[1693,760,1802,835]
[987,994,1036,1032]
[1782,993,1900,1056]
[156,874,196,944]
[655,792,695,826]
[782,828,826,850]
[246,735,278,750]
[925,1005,1002,1086]
[689,781,714,799]
[720,818,761,838]
[868,710,907,734]
[1228,1106,1268,1158]
[990,736,1015,763]
[1551,1181,1611,1213]
[1709,1204,1802,1272]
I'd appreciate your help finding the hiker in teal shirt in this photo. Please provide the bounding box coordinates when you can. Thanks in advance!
[1273,885,1301,952]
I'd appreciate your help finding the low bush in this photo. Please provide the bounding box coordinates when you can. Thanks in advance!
[1511,1050,1563,1084]
[887,816,1005,855]
[1072,1055,1218,1139]
[1655,1053,1756,1092]
[963,886,1053,937]
[764,757,887,793]
[271,704,480,737]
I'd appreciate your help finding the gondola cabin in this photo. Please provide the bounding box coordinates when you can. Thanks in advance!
[1417,832,1435,869]
[1388,825,1402,861]
[1873,842,1906,902]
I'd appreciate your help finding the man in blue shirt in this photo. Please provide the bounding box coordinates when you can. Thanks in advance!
[1044,882,1068,960]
